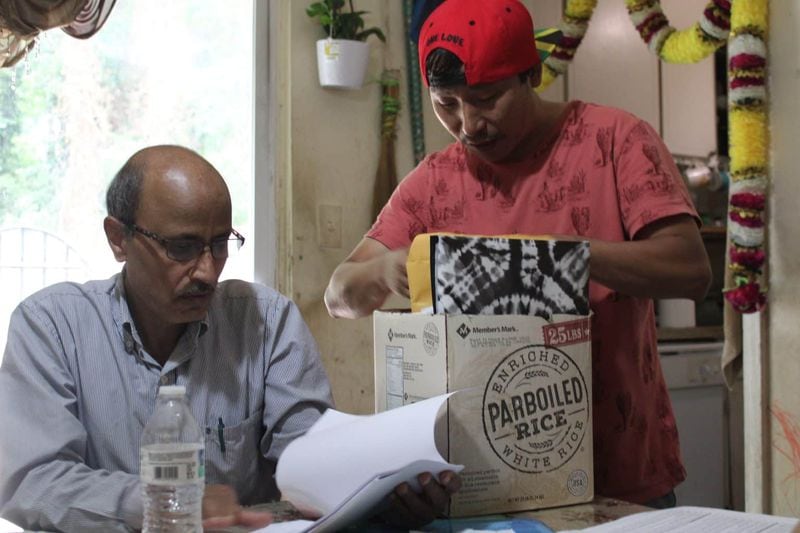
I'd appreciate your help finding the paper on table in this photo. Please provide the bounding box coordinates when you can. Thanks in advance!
[263,393,463,533]
[256,520,315,533]
[561,506,800,533]
[0,517,23,533]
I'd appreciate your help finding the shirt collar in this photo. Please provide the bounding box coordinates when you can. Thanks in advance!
[110,272,140,356]
[111,270,210,358]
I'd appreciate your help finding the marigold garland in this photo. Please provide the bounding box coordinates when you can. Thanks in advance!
[538,0,731,92]
[724,0,768,312]
[624,0,730,63]
[538,0,597,92]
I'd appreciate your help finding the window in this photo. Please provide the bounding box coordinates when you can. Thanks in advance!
[0,0,255,357]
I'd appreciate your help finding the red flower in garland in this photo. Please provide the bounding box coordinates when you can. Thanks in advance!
[730,192,765,210]
[724,282,766,313]
[729,247,766,270]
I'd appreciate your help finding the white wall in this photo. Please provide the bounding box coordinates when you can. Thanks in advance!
[280,1,413,413]
[766,2,800,518]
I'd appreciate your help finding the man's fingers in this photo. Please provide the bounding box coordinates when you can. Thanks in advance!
[202,514,239,529]
[202,510,273,529]
[396,282,410,298]
[201,484,272,529]
[202,484,240,519]
[418,472,450,511]
[389,275,409,298]
[385,248,411,298]
[382,488,423,529]
[380,472,463,529]
[237,510,274,527]
[439,470,462,494]
[394,482,437,527]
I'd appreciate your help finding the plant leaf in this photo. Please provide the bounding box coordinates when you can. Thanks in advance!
[356,28,386,42]
[306,0,385,41]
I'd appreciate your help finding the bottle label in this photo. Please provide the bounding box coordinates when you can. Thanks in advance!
[141,445,205,485]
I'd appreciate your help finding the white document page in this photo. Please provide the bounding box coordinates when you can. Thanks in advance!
[258,393,463,533]
[0,517,23,533]
[563,506,800,533]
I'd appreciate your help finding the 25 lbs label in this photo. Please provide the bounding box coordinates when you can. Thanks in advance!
[543,318,590,347]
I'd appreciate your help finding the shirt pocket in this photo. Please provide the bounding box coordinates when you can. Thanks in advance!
[204,408,271,502]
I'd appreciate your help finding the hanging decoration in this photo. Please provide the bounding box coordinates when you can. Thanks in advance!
[539,0,597,92]
[403,0,427,165]
[0,25,34,68]
[62,0,118,39]
[624,0,730,63]
[538,0,731,89]
[0,0,117,68]
[536,0,768,314]
[723,0,768,313]
[371,69,402,221]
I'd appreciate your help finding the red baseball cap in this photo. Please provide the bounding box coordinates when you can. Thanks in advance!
[418,0,540,87]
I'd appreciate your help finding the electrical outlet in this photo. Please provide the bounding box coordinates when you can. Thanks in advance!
[318,204,342,249]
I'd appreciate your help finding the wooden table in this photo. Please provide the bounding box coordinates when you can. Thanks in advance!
[514,496,651,530]
[230,496,651,532]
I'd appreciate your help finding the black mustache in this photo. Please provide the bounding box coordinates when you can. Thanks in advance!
[460,134,496,145]
[179,284,215,297]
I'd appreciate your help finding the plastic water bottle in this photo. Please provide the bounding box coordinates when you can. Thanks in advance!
[140,385,205,532]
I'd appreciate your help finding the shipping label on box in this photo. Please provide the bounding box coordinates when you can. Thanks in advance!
[374,311,593,516]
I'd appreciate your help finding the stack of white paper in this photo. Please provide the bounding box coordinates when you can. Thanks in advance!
[259,393,463,533]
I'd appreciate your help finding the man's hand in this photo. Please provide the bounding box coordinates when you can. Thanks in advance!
[201,484,273,530]
[325,238,410,319]
[379,471,462,529]
[379,248,410,299]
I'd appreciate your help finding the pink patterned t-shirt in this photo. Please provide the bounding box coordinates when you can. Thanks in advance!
[367,101,698,503]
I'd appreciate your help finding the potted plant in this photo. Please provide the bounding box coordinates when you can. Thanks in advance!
[306,0,386,89]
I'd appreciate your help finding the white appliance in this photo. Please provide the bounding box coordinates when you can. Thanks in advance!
[659,341,728,509]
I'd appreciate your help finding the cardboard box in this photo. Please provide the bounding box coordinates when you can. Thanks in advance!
[374,310,593,516]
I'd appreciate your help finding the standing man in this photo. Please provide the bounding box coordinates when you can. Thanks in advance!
[326,0,711,507]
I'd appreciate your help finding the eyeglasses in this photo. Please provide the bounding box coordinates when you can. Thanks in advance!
[127,224,245,262]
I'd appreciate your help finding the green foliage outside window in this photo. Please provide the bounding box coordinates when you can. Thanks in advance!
[0,0,252,246]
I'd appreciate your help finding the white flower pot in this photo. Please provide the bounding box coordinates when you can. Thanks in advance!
[316,38,370,90]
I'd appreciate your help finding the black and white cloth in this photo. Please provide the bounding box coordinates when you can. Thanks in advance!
[431,235,589,318]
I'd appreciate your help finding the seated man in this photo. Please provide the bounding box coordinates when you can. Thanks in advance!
[0,145,456,531]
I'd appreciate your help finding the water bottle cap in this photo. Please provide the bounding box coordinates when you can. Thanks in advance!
[158,385,186,396]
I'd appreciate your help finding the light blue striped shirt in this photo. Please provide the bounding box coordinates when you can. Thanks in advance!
[0,273,333,532]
